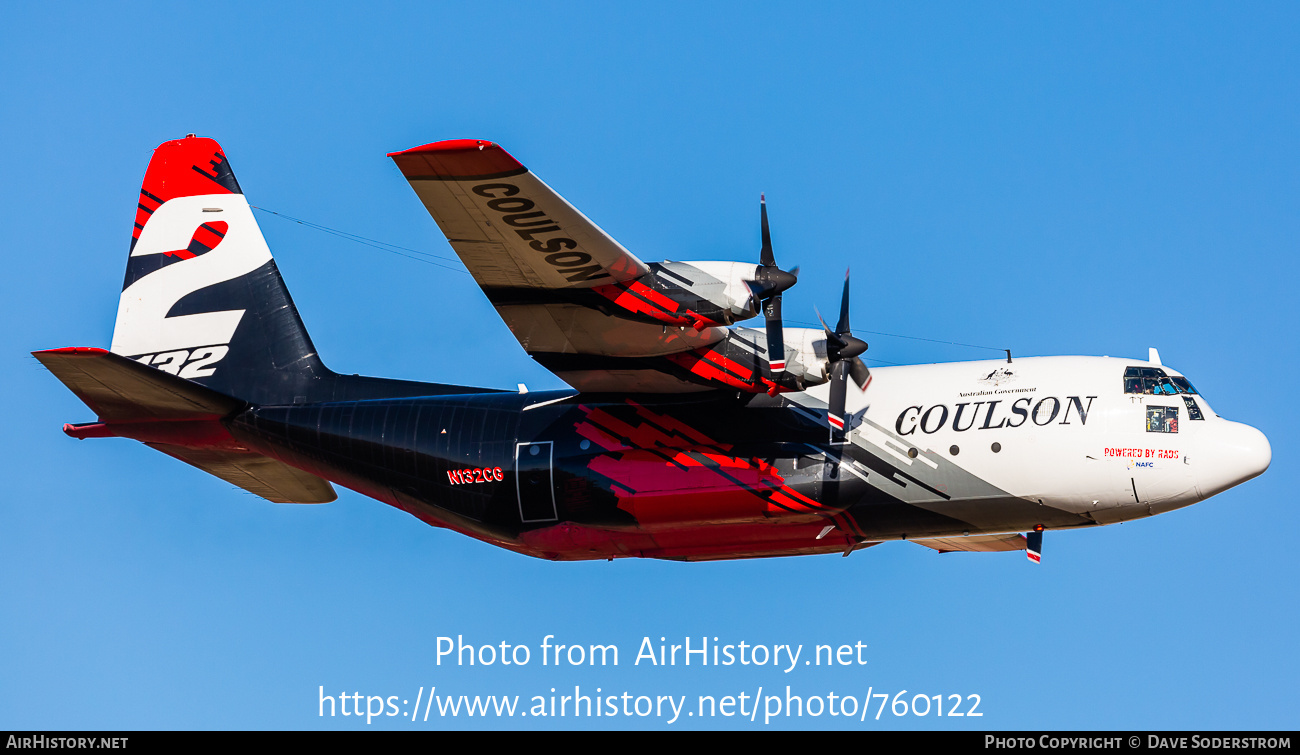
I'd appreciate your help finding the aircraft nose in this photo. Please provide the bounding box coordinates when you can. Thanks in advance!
[1197,421,1271,499]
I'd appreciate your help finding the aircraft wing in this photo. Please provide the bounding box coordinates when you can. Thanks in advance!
[389,140,649,289]
[391,140,727,391]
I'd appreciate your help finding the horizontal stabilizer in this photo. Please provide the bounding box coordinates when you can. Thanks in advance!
[912,533,1027,554]
[35,347,335,504]
[33,347,242,421]
[146,443,336,504]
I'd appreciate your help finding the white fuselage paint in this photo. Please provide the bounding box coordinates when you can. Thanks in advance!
[804,355,1270,526]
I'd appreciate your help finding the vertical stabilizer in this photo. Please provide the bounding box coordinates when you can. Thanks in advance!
[100,135,499,406]
[112,136,328,405]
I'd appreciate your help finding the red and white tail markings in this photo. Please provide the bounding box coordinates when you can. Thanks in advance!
[131,136,239,245]
[112,136,274,368]
[113,194,271,358]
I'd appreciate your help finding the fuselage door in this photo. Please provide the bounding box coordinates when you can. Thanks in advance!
[515,441,558,523]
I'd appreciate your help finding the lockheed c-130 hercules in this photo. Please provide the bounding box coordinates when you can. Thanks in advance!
[35,136,1271,562]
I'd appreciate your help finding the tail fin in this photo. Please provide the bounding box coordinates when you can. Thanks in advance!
[34,137,500,501]
[111,135,326,405]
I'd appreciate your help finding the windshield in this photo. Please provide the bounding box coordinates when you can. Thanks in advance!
[1123,367,1199,396]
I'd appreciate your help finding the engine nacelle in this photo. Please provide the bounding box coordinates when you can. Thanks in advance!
[585,260,762,331]
[663,261,763,323]
[653,326,829,395]
[771,327,833,386]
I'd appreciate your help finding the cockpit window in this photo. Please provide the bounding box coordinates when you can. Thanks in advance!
[1146,406,1179,433]
[1125,367,1166,378]
[1182,396,1204,420]
[1123,367,1199,396]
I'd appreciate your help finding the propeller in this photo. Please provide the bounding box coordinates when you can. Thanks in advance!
[817,269,871,438]
[748,195,798,374]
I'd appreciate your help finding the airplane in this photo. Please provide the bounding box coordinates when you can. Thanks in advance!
[34,135,1271,563]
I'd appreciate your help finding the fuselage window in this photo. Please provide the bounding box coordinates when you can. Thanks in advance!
[1182,396,1204,421]
[1123,367,1200,396]
[1146,405,1179,433]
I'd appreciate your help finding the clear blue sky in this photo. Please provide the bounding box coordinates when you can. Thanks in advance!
[2,1,1296,730]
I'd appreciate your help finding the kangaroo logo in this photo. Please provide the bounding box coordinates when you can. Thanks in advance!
[111,193,272,373]
[978,367,1016,386]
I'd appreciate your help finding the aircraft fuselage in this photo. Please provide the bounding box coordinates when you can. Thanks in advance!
[226,355,1269,561]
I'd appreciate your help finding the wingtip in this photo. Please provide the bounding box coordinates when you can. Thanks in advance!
[32,347,111,358]
[385,139,496,158]
[387,139,525,179]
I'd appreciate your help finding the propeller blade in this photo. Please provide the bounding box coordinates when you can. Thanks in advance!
[848,357,872,390]
[759,194,775,268]
[765,293,786,373]
[828,359,849,437]
[835,268,852,336]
